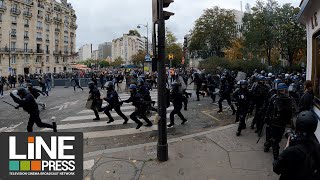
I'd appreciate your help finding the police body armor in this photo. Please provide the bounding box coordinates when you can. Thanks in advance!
[270,94,293,127]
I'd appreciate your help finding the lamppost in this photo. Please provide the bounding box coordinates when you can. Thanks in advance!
[8,30,12,75]
[137,23,149,73]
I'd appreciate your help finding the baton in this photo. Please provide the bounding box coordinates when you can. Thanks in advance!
[2,100,16,108]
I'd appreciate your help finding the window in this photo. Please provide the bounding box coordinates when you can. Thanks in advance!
[36,56,41,63]
[38,10,42,16]
[64,36,68,42]
[46,24,49,31]
[64,45,67,52]
[12,16,17,22]
[24,31,28,37]
[26,7,30,13]
[46,67,50,72]
[24,43,28,51]
[24,55,29,63]
[13,4,18,9]
[55,45,58,51]
[11,55,16,64]
[0,14,2,22]
[37,21,42,28]
[314,33,320,102]
[63,57,66,62]
[0,0,4,6]
[36,32,42,38]
[11,42,16,50]
[55,56,59,63]
[46,45,49,51]
[46,34,49,40]
[25,19,29,25]
[46,56,49,63]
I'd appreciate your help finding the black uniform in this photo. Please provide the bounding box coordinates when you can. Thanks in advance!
[10,91,56,132]
[168,88,187,127]
[103,89,128,124]
[89,86,102,120]
[233,87,252,136]
[298,90,314,112]
[124,91,153,129]
[218,78,236,114]
[264,94,293,160]
[71,77,83,92]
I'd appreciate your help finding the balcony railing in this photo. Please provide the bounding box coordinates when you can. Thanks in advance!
[46,39,50,43]
[53,50,61,55]
[54,6,61,12]
[46,50,50,54]
[37,26,43,30]
[64,41,68,44]
[37,14,43,19]
[12,21,17,25]
[64,30,68,34]
[24,36,29,40]
[24,24,29,28]
[11,35,17,39]
[0,4,7,11]
[36,49,44,53]
[24,49,33,53]
[23,11,32,18]
[64,20,69,24]
[11,8,21,15]
[0,48,34,53]
[25,0,33,6]
[55,28,60,32]
[38,4,44,9]
[53,17,62,23]
[45,17,52,23]
[70,23,78,29]
[64,51,68,54]
[36,38,42,42]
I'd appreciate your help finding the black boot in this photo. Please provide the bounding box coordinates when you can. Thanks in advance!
[236,130,241,136]
[136,122,143,129]
[217,109,222,113]
[181,119,187,125]
[167,123,174,127]
[264,142,271,152]
[52,122,57,132]
[273,149,279,160]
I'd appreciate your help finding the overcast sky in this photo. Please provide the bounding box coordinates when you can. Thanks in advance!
[68,0,301,50]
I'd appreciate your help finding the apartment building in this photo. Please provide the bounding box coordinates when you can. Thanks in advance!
[112,34,146,65]
[78,44,92,61]
[0,0,77,76]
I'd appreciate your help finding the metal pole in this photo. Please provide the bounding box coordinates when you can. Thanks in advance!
[157,0,168,162]
[9,31,11,75]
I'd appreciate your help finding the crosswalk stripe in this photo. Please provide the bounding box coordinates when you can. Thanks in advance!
[41,113,171,131]
[62,106,175,122]
[83,125,159,139]
[78,105,161,114]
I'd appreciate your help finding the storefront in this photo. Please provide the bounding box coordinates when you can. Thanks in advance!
[298,0,320,141]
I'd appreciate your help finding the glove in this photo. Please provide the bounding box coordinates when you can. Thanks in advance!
[184,106,187,111]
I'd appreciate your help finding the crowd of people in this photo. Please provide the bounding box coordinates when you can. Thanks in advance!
[3,66,320,179]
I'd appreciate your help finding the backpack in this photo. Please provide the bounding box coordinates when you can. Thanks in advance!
[296,142,320,179]
[272,96,293,127]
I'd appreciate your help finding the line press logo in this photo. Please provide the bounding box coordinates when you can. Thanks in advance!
[0,132,83,180]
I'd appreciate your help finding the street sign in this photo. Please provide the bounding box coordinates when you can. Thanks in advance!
[168,54,174,60]
[145,54,151,62]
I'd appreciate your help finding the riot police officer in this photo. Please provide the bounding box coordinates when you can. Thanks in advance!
[250,75,269,133]
[10,88,57,132]
[137,78,157,112]
[264,83,294,160]
[207,74,218,103]
[123,84,153,129]
[168,82,188,127]
[217,76,236,114]
[88,81,102,121]
[273,111,320,179]
[103,81,129,124]
[233,80,252,136]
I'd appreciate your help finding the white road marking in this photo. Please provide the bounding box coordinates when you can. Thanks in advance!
[62,106,174,122]
[83,125,159,139]
[78,105,160,114]
[50,100,79,111]
[83,159,95,170]
[41,113,171,131]
[0,122,24,132]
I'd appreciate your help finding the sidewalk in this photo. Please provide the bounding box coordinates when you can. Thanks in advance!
[83,123,281,180]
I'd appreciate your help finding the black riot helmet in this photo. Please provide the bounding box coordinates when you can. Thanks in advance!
[239,80,248,89]
[220,76,226,83]
[88,81,95,89]
[129,84,137,93]
[295,111,318,135]
[105,81,114,90]
[17,88,29,98]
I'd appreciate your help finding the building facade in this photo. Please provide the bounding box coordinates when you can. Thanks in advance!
[0,0,77,76]
[98,42,111,60]
[112,34,146,65]
[78,44,91,61]
[91,49,98,60]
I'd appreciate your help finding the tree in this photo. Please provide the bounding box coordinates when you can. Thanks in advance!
[128,30,141,37]
[99,60,110,68]
[165,29,183,67]
[277,3,306,66]
[189,6,237,58]
[110,57,124,67]
[224,38,244,61]
[131,50,146,66]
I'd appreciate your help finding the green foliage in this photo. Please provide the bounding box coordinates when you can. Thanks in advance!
[189,6,237,59]
[200,57,267,74]
[110,57,124,67]
[99,60,110,68]
[165,29,183,67]
[131,50,146,66]
[128,30,141,37]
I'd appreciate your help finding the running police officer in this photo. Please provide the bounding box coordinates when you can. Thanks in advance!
[217,76,236,114]
[264,83,294,160]
[103,81,129,124]
[88,81,102,121]
[10,88,57,132]
[233,80,252,136]
[167,82,188,127]
[123,84,153,129]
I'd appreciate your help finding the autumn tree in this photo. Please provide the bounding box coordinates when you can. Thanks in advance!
[110,57,124,67]
[224,38,244,61]
[165,29,183,67]
[131,50,146,66]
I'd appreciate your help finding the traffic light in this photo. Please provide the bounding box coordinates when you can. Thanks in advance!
[152,0,175,23]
